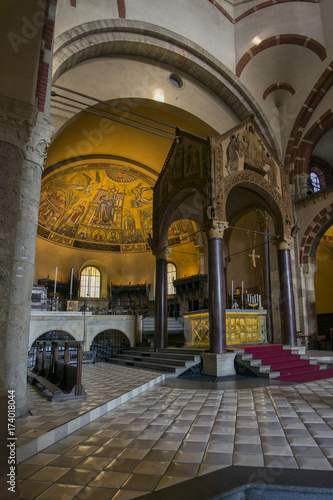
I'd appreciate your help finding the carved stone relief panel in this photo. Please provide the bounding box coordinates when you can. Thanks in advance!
[214,119,283,196]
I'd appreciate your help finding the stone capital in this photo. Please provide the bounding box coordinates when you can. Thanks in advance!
[153,246,171,261]
[302,262,317,278]
[25,118,54,169]
[278,235,294,250]
[0,96,37,153]
[204,220,228,239]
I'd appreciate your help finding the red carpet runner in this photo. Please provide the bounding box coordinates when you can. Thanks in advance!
[241,345,333,383]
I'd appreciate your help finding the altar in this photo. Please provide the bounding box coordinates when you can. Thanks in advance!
[183,309,267,345]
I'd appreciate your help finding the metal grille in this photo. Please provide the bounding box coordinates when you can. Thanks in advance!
[90,329,130,362]
[29,330,75,368]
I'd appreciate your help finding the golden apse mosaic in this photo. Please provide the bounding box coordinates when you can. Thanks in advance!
[38,163,197,253]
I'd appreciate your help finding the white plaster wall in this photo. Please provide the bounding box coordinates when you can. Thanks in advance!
[240,47,324,157]
[55,0,119,37]
[126,0,235,71]
[320,0,333,55]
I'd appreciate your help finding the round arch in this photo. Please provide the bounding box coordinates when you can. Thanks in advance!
[224,172,287,239]
[79,260,108,298]
[89,329,130,361]
[52,19,279,154]
[157,187,205,250]
[29,326,80,347]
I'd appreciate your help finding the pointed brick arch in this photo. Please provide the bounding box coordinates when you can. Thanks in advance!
[285,61,333,179]
[263,82,295,100]
[300,203,333,264]
[236,35,327,77]
[294,108,333,176]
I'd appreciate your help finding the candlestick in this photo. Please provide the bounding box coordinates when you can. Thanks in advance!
[54,267,58,295]
[87,269,91,296]
[70,267,74,295]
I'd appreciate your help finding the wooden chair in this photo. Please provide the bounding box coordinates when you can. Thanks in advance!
[319,329,332,350]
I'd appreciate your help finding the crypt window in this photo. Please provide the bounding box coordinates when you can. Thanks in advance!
[80,266,101,298]
[167,262,177,295]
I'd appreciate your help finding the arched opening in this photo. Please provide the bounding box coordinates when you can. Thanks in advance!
[28,331,75,368]
[314,224,333,337]
[80,266,101,298]
[90,329,130,362]
[225,182,284,344]
[167,262,177,295]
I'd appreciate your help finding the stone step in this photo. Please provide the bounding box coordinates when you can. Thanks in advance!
[125,350,201,362]
[113,353,195,367]
[107,357,183,374]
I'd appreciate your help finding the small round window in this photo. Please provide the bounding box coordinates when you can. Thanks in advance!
[169,73,184,89]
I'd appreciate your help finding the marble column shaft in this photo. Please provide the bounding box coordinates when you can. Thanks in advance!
[154,249,169,350]
[278,246,297,347]
[208,237,227,354]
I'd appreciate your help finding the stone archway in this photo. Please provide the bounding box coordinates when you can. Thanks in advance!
[89,329,130,362]
[52,20,279,153]
[152,119,297,354]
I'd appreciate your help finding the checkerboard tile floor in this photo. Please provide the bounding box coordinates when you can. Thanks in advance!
[16,363,164,452]
[18,372,333,500]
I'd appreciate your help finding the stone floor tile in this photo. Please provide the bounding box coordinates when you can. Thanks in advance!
[35,483,84,499]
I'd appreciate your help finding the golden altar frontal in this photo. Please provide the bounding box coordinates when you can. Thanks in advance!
[183,310,267,345]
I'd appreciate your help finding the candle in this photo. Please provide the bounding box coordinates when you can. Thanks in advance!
[54,267,58,295]
[232,280,234,304]
[242,281,244,297]
[259,295,261,307]
[87,269,91,296]
[70,267,74,295]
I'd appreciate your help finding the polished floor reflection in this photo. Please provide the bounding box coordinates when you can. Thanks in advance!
[17,359,333,500]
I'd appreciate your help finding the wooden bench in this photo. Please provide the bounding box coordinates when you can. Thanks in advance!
[27,370,63,399]
[28,341,86,401]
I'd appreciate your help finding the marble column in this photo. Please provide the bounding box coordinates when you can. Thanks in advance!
[0,96,53,416]
[153,247,171,350]
[278,236,297,347]
[194,245,205,274]
[206,221,228,354]
[303,262,318,338]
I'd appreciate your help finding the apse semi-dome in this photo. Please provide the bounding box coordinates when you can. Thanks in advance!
[37,162,196,253]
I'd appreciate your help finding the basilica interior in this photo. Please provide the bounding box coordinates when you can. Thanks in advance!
[1,1,333,499]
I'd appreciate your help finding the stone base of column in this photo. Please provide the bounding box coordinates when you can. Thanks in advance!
[201,353,236,377]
